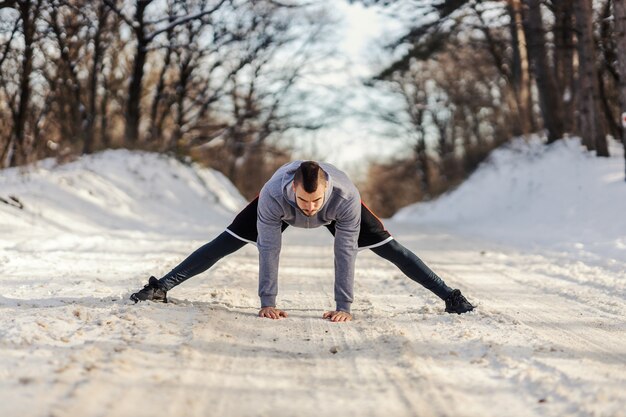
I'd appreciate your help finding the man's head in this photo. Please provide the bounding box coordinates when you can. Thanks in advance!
[292,161,328,217]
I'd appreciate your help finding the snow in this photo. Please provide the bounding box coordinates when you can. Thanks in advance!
[395,136,626,269]
[1,140,625,417]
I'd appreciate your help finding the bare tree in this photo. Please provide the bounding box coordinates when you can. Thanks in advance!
[522,0,565,143]
[363,35,515,214]
[190,0,332,197]
[146,0,177,146]
[506,0,536,136]
[0,5,20,164]
[597,0,621,141]
[573,0,609,156]
[0,0,335,183]
[36,0,118,157]
[614,0,626,178]
[551,0,576,134]
[164,0,237,154]
[85,1,112,154]
[103,0,229,145]
[46,0,88,153]
[0,0,44,167]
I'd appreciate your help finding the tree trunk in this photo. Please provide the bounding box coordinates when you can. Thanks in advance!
[125,44,147,145]
[522,0,565,143]
[598,0,621,140]
[507,0,535,136]
[124,1,150,145]
[553,0,576,134]
[50,6,87,154]
[99,78,111,148]
[614,0,626,179]
[573,0,609,156]
[85,3,109,154]
[149,10,175,146]
[10,0,38,166]
[174,62,191,151]
[149,47,173,145]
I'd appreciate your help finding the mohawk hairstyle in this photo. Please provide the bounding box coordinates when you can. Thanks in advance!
[293,161,327,193]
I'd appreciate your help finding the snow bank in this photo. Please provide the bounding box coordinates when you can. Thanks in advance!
[395,137,626,262]
[0,150,245,239]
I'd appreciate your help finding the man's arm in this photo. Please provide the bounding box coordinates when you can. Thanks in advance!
[332,197,361,313]
[257,190,284,310]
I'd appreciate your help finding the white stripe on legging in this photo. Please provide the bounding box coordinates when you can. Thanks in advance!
[225,228,258,246]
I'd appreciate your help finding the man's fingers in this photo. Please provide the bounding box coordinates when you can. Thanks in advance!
[333,314,345,322]
[259,308,287,319]
[262,309,352,321]
[335,313,351,322]
[323,311,352,322]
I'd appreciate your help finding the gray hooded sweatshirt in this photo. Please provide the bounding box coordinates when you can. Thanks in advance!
[257,161,361,312]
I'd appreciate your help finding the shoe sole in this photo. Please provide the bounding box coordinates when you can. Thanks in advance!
[129,294,167,304]
[445,306,474,314]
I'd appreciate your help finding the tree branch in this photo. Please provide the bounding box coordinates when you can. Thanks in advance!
[102,0,134,28]
[146,0,229,42]
[267,0,312,8]
[0,1,16,9]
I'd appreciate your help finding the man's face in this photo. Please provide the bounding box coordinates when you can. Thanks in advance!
[293,182,326,217]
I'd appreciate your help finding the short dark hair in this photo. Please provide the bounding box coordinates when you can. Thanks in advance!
[293,161,327,193]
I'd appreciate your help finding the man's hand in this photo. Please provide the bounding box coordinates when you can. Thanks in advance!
[258,307,288,320]
[323,311,352,322]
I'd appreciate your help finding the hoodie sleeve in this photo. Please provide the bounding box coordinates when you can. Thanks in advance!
[333,196,361,313]
[257,188,284,308]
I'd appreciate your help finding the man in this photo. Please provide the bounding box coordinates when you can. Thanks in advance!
[131,161,474,322]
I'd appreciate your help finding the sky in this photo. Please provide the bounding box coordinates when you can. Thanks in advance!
[289,1,411,178]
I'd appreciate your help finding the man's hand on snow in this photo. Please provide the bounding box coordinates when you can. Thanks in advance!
[323,311,352,322]
[258,307,288,319]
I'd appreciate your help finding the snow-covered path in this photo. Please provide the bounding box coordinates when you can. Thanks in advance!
[2,144,625,417]
[1,223,624,417]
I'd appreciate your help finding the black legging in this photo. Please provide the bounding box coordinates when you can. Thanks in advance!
[158,230,453,300]
[158,231,246,291]
[370,239,452,300]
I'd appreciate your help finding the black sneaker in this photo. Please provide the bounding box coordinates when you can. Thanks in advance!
[445,289,474,314]
[130,276,168,303]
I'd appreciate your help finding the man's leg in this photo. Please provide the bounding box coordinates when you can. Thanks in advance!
[370,240,474,313]
[157,195,269,291]
[324,203,450,298]
[158,231,247,291]
[352,202,473,313]
[369,239,453,300]
[131,197,273,302]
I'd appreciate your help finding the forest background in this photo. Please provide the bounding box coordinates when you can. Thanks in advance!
[1,0,625,216]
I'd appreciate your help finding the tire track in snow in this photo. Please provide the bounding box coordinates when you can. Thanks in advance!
[437,256,626,417]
